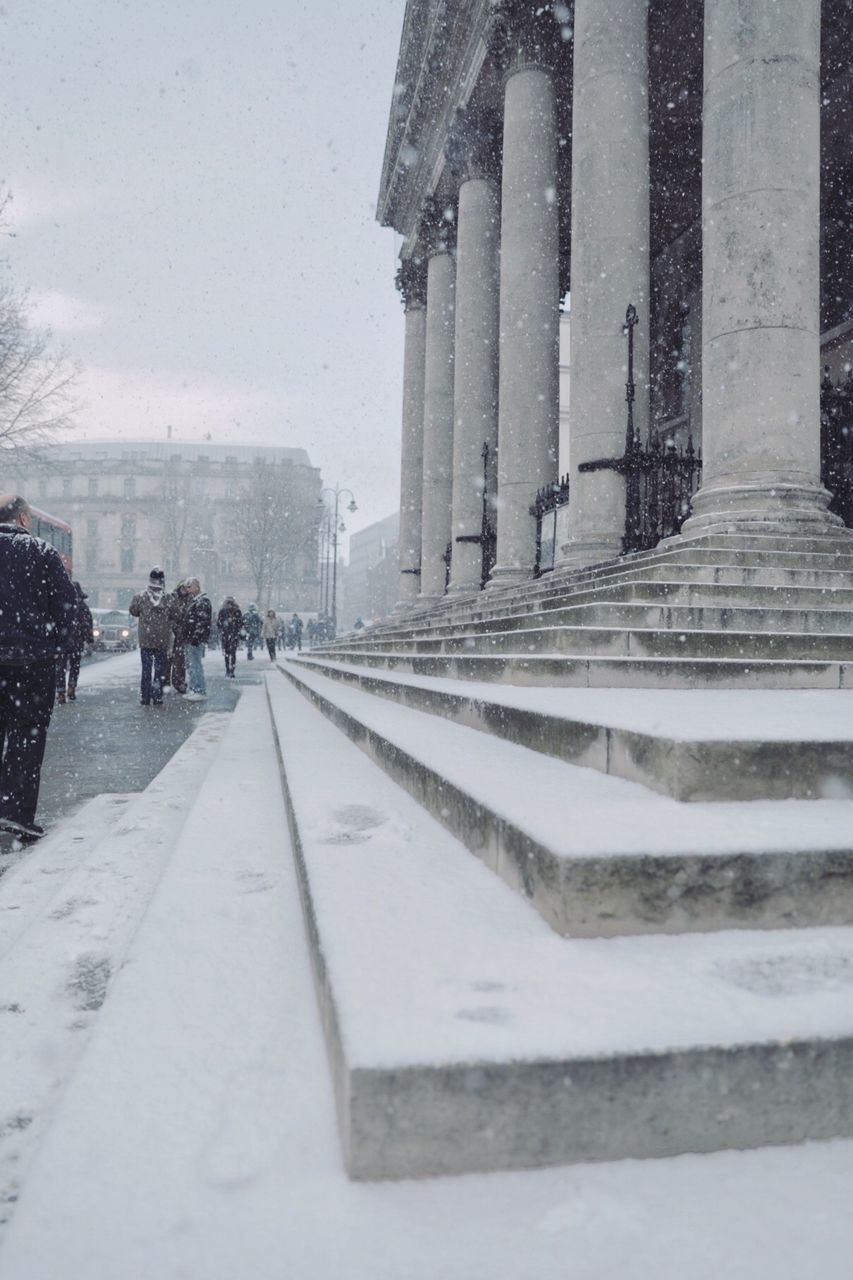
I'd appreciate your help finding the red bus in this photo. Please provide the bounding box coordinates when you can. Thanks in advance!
[31,506,73,575]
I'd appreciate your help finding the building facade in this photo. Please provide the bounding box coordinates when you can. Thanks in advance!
[344,511,401,627]
[380,0,853,609]
[11,440,322,610]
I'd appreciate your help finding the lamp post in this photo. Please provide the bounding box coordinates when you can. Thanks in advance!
[320,484,357,636]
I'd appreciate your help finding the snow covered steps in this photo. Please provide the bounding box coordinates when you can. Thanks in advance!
[288,656,853,804]
[266,670,853,1180]
[275,659,853,936]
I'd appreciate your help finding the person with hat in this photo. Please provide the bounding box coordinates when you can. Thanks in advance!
[129,567,176,707]
[56,581,94,704]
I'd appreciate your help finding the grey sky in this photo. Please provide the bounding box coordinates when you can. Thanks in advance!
[0,0,407,537]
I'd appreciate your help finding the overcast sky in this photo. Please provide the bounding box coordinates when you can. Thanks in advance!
[0,0,407,537]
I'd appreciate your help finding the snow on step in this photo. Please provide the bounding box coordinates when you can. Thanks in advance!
[291,656,853,802]
[280,658,853,935]
[267,671,853,1180]
[0,714,228,1240]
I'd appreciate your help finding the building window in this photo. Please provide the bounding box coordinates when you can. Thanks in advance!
[62,478,72,498]
[121,515,136,541]
[121,547,135,573]
[88,478,98,498]
[124,477,136,499]
[87,517,98,538]
[38,479,49,500]
[85,548,98,573]
[191,476,206,497]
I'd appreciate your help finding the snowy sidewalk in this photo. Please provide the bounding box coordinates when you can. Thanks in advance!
[1,682,853,1277]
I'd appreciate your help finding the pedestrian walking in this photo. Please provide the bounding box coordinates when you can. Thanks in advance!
[0,493,77,843]
[56,581,94,704]
[217,597,243,678]
[262,609,279,661]
[129,568,175,707]
[183,577,212,700]
[243,603,261,660]
[290,612,303,652]
[167,580,191,694]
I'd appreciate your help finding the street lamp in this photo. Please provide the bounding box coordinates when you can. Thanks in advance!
[319,484,357,636]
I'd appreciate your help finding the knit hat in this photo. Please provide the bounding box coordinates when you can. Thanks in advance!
[149,567,166,589]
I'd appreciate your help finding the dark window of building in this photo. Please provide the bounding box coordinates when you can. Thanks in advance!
[124,477,136,499]
[88,478,98,498]
[121,547,135,573]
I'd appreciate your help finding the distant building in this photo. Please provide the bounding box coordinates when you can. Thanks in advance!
[343,511,400,627]
[11,439,322,610]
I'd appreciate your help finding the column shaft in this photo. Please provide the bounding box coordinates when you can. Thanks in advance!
[449,176,500,594]
[560,0,650,568]
[684,0,835,533]
[395,300,427,610]
[419,250,456,601]
[490,65,559,585]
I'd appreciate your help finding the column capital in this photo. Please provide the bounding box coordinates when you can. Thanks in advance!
[445,105,502,186]
[486,0,568,81]
[418,195,458,257]
[395,256,427,311]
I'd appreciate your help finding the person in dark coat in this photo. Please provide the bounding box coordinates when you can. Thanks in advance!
[0,493,77,842]
[217,597,243,678]
[183,577,212,700]
[167,580,191,694]
[56,581,94,704]
[243,603,261,660]
[290,612,303,651]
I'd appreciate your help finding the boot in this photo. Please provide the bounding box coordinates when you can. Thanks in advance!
[67,685,77,701]
[57,690,66,705]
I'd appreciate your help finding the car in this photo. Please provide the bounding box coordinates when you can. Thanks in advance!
[91,608,137,652]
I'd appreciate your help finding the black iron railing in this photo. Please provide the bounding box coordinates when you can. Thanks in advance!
[454,440,497,589]
[821,367,853,527]
[578,304,702,554]
[530,474,571,575]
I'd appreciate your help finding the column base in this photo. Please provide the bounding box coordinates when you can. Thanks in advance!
[484,564,534,591]
[416,593,445,609]
[446,580,481,599]
[680,478,843,540]
[554,538,624,573]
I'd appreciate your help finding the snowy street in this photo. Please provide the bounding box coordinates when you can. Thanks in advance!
[1,659,852,1277]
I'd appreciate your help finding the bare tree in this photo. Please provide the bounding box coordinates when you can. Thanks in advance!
[232,459,319,607]
[152,470,201,580]
[0,187,79,461]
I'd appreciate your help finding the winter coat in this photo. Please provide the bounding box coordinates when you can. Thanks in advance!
[185,593,213,646]
[243,607,262,640]
[0,523,78,664]
[290,615,303,637]
[217,602,243,642]
[261,615,279,640]
[69,595,95,651]
[129,589,177,650]
[171,590,191,645]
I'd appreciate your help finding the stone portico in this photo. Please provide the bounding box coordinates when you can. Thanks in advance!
[378,0,853,609]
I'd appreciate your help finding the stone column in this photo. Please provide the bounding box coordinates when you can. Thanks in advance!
[419,206,457,603]
[394,257,428,612]
[446,108,501,595]
[488,15,560,586]
[558,0,650,569]
[682,0,836,535]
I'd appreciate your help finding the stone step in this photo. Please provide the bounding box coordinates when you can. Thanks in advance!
[287,656,853,803]
[475,571,853,617]
[309,647,852,690]
[327,623,853,663]
[423,602,853,640]
[267,669,853,1179]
